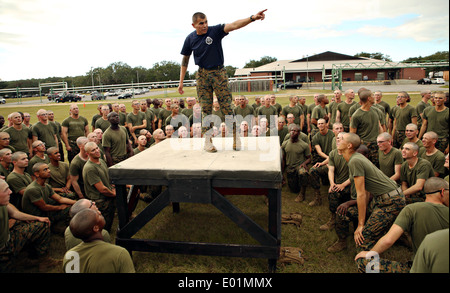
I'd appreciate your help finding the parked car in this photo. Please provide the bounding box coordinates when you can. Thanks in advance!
[91,91,106,100]
[0,96,6,104]
[431,78,445,84]
[278,81,303,89]
[417,78,432,84]
[55,93,81,103]
[118,92,133,99]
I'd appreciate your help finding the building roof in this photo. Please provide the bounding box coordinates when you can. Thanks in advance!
[234,51,410,76]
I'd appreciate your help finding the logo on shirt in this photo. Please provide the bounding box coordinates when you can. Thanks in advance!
[205,36,213,45]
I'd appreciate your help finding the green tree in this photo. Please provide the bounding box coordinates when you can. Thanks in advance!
[244,56,277,68]
[354,52,392,61]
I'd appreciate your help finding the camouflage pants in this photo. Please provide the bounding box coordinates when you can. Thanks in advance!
[112,155,128,166]
[328,185,351,214]
[95,198,116,232]
[286,166,309,193]
[309,165,329,190]
[335,204,359,240]
[393,130,406,149]
[405,192,425,205]
[357,195,405,252]
[436,137,449,154]
[0,220,51,273]
[356,255,412,273]
[197,67,233,134]
[362,141,379,168]
[67,139,80,163]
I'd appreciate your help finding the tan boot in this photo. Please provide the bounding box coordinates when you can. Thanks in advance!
[319,213,336,231]
[327,239,347,253]
[204,135,217,153]
[295,186,306,202]
[308,189,322,206]
[233,122,241,151]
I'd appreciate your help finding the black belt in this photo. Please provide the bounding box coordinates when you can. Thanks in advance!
[199,65,224,71]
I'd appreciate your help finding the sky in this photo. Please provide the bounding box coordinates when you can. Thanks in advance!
[0,0,448,82]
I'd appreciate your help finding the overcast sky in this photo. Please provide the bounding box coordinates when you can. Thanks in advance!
[0,0,448,81]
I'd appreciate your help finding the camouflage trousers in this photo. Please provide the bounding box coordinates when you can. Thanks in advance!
[362,141,379,168]
[436,137,449,154]
[112,155,128,166]
[393,130,406,149]
[309,165,329,190]
[335,204,359,240]
[0,220,51,273]
[357,195,405,252]
[356,255,412,273]
[286,166,309,193]
[328,185,351,214]
[197,67,233,134]
[67,139,80,163]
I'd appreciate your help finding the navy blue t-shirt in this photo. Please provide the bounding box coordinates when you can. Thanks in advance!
[180,24,228,69]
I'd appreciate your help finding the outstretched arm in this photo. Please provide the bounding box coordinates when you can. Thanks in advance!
[224,9,267,33]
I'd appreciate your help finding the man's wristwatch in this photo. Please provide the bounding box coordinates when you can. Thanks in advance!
[250,15,255,22]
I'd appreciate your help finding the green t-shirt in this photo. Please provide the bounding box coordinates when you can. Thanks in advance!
[415,100,431,127]
[31,122,57,148]
[63,240,135,273]
[62,116,88,141]
[82,159,111,201]
[126,112,146,135]
[158,109,172,129]
[310,105,329,131]
[350,107,380,143]
[377,100,390,115]
[102,126,129,158]
[312,130,334,155]
[48,161,70,188]
[348,152,398,197]
[0,163,12,178]
[400,138,425,157]
[328,149,349,184]
[421,150,446,177]
[394,104,417,131]
[281,105,303,125]
[422,107,449,139]
[6,171,32,198]
[94,117,111,133]
[22,180,55,217]
[142,109,156,132]
[281,139,311,169]
[400,158,435,196]
[337,101,357,128]
[394,202,449,253]
[328,100,342,128]
[256,105,278,127]
[410,229,449,273]
[378,147,403,178]
[234,105,256,121]
[4,125,32,153]
[27,154,50,176]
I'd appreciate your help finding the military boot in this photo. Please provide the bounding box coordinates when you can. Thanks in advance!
[295,185,307,202]
[308,189,322,206]
[319,213,336,231]
[204,134,217,153]
[327,239,347,253]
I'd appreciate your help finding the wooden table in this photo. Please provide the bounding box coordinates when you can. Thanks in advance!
[109,136,282,272]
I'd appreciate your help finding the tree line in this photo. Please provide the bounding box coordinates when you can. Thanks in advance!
[1,51,447,91]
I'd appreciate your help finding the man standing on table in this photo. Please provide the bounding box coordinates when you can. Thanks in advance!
[178,10,267,152]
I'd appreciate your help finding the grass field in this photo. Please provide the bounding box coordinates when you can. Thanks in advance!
[3,86,421,274]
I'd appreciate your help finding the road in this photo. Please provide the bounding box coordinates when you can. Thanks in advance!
[2,89,176,107]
